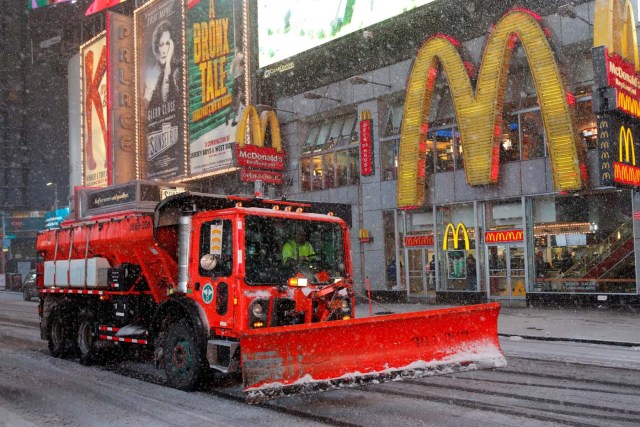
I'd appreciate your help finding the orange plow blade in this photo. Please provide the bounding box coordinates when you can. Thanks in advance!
[241,302,506,403]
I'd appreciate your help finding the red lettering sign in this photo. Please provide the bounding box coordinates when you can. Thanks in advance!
[240,169,283,184]
[236,145,285,170]
[484,229,523,243]
[614,161,640,186]
[403,235,434,247]
[360,119,373,176]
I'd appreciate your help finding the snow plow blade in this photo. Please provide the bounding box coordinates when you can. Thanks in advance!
[241,302,506,403]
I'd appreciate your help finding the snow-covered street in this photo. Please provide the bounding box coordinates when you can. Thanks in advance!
[2,292,639,426]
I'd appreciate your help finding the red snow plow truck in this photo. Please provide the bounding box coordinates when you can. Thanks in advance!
[36,181,505,403]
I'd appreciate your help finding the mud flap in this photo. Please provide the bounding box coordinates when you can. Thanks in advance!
[241,302,506,403]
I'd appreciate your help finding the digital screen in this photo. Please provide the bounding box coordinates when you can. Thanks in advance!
[257,0,438,68]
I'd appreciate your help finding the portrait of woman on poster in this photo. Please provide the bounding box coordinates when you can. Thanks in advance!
[144,20,180,112]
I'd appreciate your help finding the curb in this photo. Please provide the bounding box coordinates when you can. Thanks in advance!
[499,333,640,348]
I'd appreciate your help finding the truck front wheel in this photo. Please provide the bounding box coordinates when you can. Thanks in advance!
[164,320,206,391]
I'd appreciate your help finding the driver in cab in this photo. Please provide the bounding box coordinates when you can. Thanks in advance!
[282,228,315,264]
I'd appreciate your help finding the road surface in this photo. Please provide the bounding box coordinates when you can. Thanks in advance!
[1,291,639,426]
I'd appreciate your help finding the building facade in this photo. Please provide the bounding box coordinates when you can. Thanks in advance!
[263,0,640,306]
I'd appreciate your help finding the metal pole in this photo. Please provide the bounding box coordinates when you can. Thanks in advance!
[54,184,59,210]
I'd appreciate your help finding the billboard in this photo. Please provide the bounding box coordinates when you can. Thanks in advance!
[80,33,109,188]
[257,0,438,68]
[135,0,187,181]
[187,0,244,176]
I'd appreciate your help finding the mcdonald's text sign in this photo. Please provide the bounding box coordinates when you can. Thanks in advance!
[597,112,640,187]
[485,229,523,243]
[403,234,434,247]
[236,144,285,170]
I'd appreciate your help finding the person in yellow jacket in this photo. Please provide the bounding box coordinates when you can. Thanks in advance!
[282,228,316,264]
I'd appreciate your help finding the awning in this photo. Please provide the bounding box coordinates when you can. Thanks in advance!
[85,0,127,16]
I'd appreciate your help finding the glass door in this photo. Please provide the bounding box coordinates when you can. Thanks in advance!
[487,245,526,299]
[407,248,435,297]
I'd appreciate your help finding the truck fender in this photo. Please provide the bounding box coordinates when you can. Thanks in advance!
[149,295,210,350]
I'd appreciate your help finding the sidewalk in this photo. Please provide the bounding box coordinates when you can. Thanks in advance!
[355,300,640,346]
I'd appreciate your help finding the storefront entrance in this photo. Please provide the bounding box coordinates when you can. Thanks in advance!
[406,247,435,297]
[487,245,526,299]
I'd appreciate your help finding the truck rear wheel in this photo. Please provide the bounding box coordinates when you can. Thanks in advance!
[77,318,96,365]
[48,307,78,358]
[164,320,206,391]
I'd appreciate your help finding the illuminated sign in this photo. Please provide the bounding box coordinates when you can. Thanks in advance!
[442,223,470,251]
[107,12,136,185]
[597,112,640,187]
[80,32,109,188]
[592,1,640,119]
[593,0,639,71]
[359,110,373,176]
[403,235,434,247]
[235,105,283,152]
[485,229,523,243]
[134,0,187,181]
[397,8,584,209]
[258,0,438,68]
[236,144,284,170]
[187,0,244,176]
[240,169,283,184]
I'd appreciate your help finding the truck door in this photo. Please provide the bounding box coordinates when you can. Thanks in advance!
[196,218,235,330]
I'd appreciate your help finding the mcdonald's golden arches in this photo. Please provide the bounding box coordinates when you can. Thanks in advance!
[442,223,470,251]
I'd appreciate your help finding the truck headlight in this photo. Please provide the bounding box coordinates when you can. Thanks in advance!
[249,299,268,328]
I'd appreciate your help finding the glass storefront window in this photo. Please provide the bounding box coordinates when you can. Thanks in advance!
[300,158,311,191]
[521,110,545,159]
[311,156,323,189]
[381,139,398,181]
[300,113,360,192]
[431,128,455,172]
[436,203,477,292]
[347,148,359,185]
[501,115,520,163]
[531,192,635,294]
[575,98,597,150]
[382,102,404,137]
[322,153,335,189]
[302,148,359,192]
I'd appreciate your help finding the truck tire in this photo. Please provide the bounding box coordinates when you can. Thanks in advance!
[48,306,78,358]
[164,320,206,391]
[77,317,97,365]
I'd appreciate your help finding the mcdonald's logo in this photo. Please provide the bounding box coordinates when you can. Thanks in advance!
[619,126,636,165]
[485,230,523,243]
[442,222,470,251]
[235,105,283,152]
[397,8,584,208]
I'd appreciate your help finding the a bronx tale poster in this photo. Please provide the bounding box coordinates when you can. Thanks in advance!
[188,0,244,175]
[135,0,187,180]
[81,33,109,187]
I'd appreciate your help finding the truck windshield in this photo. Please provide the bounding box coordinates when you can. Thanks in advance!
[245,215,345,285]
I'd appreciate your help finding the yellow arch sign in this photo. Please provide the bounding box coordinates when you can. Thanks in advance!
[235,105,283,152]
[594,0,639,71]
[397,8,584,208]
